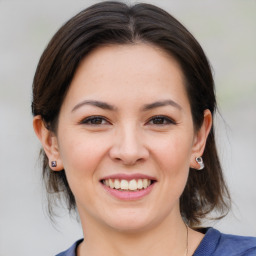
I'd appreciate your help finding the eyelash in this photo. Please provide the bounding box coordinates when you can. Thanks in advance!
[147,115,177,125]
[79,115,177,126]
[79,115,110,125]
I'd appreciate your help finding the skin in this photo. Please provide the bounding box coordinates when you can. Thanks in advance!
[34,44,212,256]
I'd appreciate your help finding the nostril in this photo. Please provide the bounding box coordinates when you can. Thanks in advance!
[109,137,149,165]
[123,158,144,166]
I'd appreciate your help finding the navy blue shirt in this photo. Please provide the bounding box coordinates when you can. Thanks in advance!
[56,228,256,256]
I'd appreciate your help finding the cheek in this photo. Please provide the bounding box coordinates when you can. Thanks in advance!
[58,132,108,182]
[58,133,110,208]
[152,133,193,170]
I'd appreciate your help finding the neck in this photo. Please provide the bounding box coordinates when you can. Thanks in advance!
[77,212,188,256]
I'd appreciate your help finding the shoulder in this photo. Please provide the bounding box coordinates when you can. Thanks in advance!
[194,228,256,256]
[55,239,83,256]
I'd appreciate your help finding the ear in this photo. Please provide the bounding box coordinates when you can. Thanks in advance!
[190,109,212,169]
[33,115,63,171]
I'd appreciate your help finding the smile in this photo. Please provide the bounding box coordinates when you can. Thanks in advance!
[100,175,156,200]
[102,178,152,191]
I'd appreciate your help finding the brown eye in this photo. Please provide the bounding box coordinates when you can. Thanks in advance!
[80,116,109,125]
[148,116,176,125]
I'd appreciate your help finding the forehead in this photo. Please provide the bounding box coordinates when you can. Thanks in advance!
[76,43,183,80]
[62,43,190,111]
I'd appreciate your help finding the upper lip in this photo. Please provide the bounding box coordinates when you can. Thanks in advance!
[100,173,157,181]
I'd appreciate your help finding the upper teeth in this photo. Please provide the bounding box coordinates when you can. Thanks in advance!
[103,179,151,191]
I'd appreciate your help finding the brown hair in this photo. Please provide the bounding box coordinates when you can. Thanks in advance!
[32,1,230,227]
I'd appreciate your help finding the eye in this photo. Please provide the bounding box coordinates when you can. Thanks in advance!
[147,115,176,125]
[80,116,110,125]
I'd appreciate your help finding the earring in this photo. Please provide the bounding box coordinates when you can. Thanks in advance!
[195,157,204,170]
[51,161,57,168]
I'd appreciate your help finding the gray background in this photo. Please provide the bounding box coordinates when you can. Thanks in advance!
[0,0,255,255]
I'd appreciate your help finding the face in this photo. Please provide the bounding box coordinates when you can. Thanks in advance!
[48,44,206,232]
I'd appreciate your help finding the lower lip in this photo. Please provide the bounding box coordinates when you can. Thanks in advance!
[101,182,155,200]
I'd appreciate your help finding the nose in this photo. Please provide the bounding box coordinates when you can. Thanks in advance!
[109,125,149,166]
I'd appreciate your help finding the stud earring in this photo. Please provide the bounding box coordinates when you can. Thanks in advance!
[195,157,204,170]
[51,161,57,168]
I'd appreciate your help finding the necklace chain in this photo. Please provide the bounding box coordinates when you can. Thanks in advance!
[184,224,189,256]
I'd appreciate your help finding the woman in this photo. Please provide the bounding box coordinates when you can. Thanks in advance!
[32,2,256,255]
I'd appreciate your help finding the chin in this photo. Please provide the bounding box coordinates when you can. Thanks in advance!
[108,220,152,233]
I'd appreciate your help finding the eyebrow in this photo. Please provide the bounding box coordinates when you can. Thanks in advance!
[141,99,182,111]
[71,99,182,112]
[72,100,116,112]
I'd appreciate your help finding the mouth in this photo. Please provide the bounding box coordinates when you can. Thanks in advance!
[100,178,156,192]
[100,174,157,200]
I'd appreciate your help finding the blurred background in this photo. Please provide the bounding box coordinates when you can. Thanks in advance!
[0,0,255,255]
